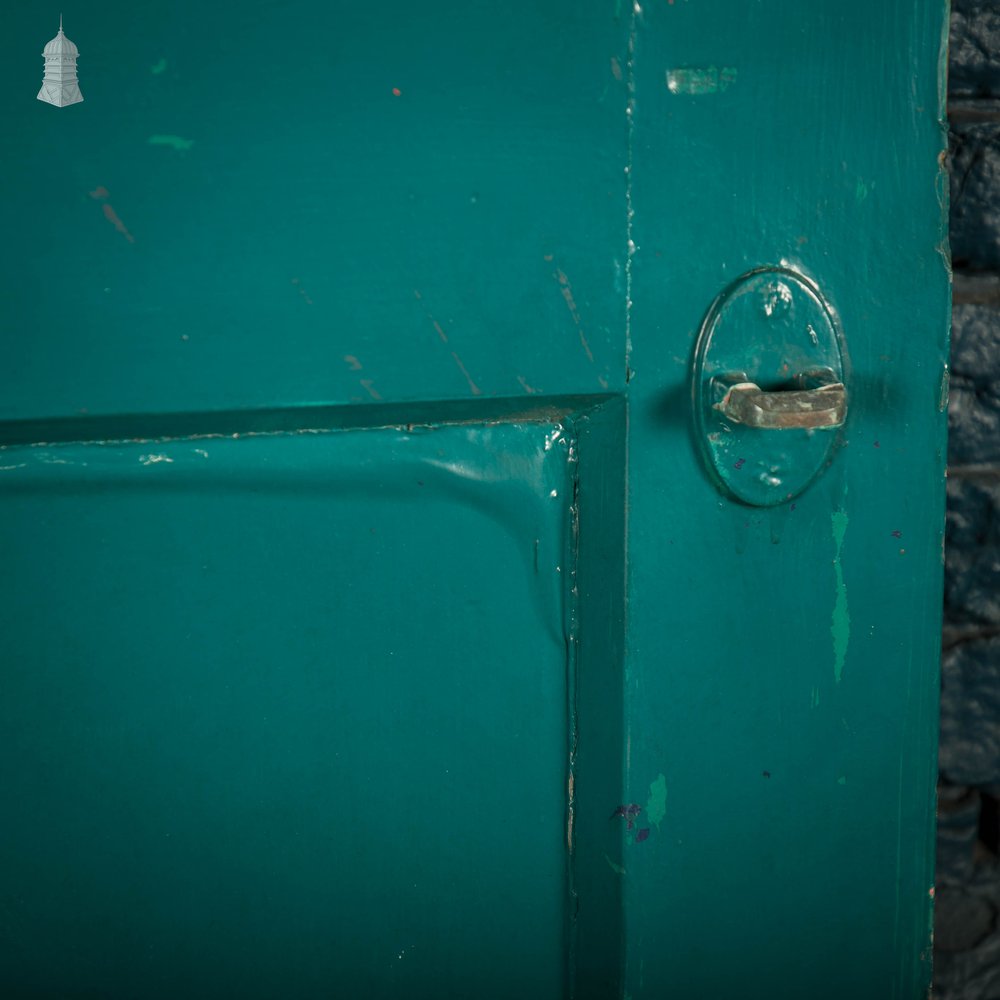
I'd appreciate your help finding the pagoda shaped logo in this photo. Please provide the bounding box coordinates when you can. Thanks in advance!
[37,15,83,107]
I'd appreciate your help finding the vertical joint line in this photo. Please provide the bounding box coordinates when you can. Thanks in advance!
[624,7,638,380]
[564,422,583,999]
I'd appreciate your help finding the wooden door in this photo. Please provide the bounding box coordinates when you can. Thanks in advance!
[0,2,949,997]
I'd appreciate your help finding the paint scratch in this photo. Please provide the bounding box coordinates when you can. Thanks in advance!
[553,267,595,363]
[604,854,626,876]
[517,375,538,394]
[102,203,136,243]
[413,289,482,395]
[150,58,168,75]
[147,134,194,152]
[359,378,382,401]
[831,508,851,683]
[89,186,135,242]
[450,352,481,395]
[343,355,380,398]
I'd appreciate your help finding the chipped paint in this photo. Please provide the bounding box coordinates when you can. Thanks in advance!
[645,773,667,831]
[612,803,642,830]
[147,135,194,152]
[139,453,174,466]
[666,66,737,95]
[831,508,850,683]
[567,770,575,852]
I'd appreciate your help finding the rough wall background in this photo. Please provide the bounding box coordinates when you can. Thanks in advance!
[936,2,1000,996]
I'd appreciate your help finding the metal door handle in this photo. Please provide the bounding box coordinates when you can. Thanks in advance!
[714,379,847,429]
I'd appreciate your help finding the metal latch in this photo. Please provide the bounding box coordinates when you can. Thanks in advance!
[692,268,848,507]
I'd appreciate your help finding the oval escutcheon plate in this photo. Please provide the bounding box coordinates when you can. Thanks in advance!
[692,267,847,507]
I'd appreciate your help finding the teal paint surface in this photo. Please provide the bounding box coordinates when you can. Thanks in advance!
[0,423,576,997]
[832,508,851,683]
[0,1,949,997]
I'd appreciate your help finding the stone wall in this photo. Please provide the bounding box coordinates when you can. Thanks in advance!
[936,2,1000,995]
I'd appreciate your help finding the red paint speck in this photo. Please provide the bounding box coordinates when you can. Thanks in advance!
[392,88,402,96]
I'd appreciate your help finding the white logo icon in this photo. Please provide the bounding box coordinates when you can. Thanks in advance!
[38,15,83,107]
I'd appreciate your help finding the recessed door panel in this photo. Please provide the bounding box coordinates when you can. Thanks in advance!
[0,423,575,998]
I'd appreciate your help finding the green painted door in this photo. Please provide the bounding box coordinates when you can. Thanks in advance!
[0,2,949,997]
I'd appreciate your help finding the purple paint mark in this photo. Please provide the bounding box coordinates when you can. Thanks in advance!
[734,458,746,470]
[636,828,650,843]
[611,804,642,831]
[892,529,902,539]
[790,503,797,512]
[763,771,771,778]
[874,441,881,448]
